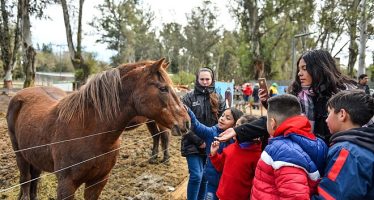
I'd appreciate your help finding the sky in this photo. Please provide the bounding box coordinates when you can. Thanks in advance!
[31,0,236,63]
[31,0,373,68]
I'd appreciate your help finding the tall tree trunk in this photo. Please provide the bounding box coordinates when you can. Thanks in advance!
[245,0,264,79]
[61,0,88,88]
[23,45,36,88]
[0,0,21,93]
[358,0,367,75]
[348,39,358,77]
[20,0,36,88]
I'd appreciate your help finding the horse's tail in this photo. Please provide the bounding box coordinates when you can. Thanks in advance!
[6,96,23,150]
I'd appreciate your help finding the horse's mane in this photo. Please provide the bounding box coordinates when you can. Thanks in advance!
[57,60,171,123]
[57,68,122,123]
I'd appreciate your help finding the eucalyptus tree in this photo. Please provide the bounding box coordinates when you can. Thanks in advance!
[230,0,315,80]
[91,0,160,66]
[0,0,52,89]
[159,22,185,74]
[212,30,240,82]
[183,0,221,73]
[60,0,91,86]
[315,0,374,77]
[0,0,20,91]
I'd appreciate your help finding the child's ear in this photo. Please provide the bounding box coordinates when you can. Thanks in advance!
[338,109,348,122]
[270,118,277,130]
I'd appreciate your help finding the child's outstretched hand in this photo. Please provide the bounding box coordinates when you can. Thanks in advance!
[210,140,220,156]
[215,128,236,142]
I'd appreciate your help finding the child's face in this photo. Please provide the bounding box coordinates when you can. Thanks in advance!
[218,110,236,130]
[326,106,341,134]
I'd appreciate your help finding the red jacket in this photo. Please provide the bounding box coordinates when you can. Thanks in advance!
[210,142,262,200]
[251,116,328,200]
[242,86,253,96]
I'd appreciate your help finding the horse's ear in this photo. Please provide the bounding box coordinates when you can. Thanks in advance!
[151,58,166,73]
[162,61,170,69]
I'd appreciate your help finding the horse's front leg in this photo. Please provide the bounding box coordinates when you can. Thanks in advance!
[160,129,170,164]
[56,176,78,200]
[30,165,42,200]
[83,177,109,200]
[146,121,160,164]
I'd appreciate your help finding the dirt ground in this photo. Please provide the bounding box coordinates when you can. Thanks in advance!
[0,94,188,200]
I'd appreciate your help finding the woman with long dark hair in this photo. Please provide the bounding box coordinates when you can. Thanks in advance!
[215,50,357,146]
[286,49,356,141]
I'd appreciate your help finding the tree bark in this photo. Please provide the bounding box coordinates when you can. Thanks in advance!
[20,0,36,88]
[23,45,36,88]
[61,0,88,88]
[358,0,367,75]
[0,0,21,93]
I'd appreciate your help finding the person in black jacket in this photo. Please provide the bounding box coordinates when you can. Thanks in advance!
[357,74,370,94]
[181,67,225,200]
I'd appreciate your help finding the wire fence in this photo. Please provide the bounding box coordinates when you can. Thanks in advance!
[0,120,155,157]
[0,120,186,199]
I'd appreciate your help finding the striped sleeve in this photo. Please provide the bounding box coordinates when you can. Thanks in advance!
[312,145,372,200]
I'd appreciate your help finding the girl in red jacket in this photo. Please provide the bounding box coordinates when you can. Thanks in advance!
[209,114,265,200]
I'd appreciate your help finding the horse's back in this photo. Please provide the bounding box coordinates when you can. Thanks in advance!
[10,86,66,104]
[7,86,65,125]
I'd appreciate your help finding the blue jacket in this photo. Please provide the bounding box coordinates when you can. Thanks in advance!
[188,109,233,187]
[313,126,374,200]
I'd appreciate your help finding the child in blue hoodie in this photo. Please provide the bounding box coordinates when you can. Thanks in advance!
[186,107,243,200]
[313,90,374,199]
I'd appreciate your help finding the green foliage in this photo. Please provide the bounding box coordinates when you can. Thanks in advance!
[368,64,374,82]
[213,30,241,82]
[170,71,195,87]
[35,49,74,72]
[160,22,186,74]
[183,0,221,72]
[91,0,161,65]
[85,53,110,74]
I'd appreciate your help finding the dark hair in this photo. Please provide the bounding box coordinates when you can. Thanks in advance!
[358,74,368,80]
[237,114,258,125]
[289,49,356,97]
[224,107,244,124]
[268,94,301,123]
[327,90,374,126]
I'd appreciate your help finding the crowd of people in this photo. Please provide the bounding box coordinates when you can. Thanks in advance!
[181,49,374,200]
[234,81,282,113]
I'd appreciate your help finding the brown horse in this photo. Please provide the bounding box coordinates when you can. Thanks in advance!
[125,117,170,164]
[6,58,190,200]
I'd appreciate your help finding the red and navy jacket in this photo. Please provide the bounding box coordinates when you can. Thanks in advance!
[312,125,374,200]
[251,115,328,200]
[210,141,262,200]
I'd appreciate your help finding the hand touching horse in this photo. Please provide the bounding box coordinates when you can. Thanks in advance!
[6,58,190,200]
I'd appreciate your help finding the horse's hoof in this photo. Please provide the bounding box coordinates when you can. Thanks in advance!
[161,158,170,165]
[148,158,159,164]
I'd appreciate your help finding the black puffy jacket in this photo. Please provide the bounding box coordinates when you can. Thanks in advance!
[180,86,225,157]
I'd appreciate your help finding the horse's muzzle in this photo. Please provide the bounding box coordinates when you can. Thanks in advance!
[171,120,190,136]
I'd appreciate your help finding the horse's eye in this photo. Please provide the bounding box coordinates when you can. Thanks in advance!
[159,86,168,93]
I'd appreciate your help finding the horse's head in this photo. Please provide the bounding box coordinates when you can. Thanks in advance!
[119,58,190,136]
